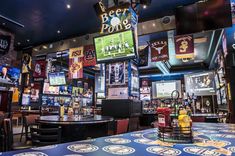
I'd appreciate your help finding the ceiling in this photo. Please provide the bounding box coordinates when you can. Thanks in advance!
[0,0,201,48]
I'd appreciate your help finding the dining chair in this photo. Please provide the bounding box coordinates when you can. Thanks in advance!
[115,118,129,134]
[30,126,61,147]
[3,118,32,151]
[20,115,40,142]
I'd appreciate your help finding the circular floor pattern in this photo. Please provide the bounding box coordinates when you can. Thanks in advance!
[67,144,99,153]
[219,130,235,133]
[13,152,48,156]
[146,146,181,156]
[227,146,235,153]
[79,139,96,142]
[134,138,153,145]
[199,130,218,133]
[105,138,131,144]
[64,155,82,156]
[183,147,221,156]
[130,133,143,138]
[31,145,58,150]
[210,134,235,139]
[102,145,135,155]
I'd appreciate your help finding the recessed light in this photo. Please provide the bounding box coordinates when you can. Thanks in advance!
[34,48,38,52]
[26,39,30,42]
[57,30,61,34]
[152,23,156,27]
[66,4,71,9]
[2,23,6,26]
[143,5,147,9]
[73,39,76,42]
[17,42,21,45]
[42,45,48,49]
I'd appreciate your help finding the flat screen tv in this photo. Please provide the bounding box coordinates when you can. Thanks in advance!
[176,0,232,35]
[152,81,182,99]
[94,30,136,63]
[184,71,216,96]
[43,82,59,95]
[22,94,30,106]
[48,72,66,86]
[0,66,20,85]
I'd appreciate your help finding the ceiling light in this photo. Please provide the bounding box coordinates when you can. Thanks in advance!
[34,48,38,52]
[26,39,30,42]
[42,45,48,49]
[17,42,21,45]
[57,30,61,34]
[2,23,6,26]
[152,23,156,27]
[143,5,147,9]
[73,39,76,42]
[66,4,71,9]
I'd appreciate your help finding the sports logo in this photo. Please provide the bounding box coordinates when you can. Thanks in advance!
[67,144,99,153]
[102,145,135,155]
[105,138,131,144]
[146,146,181,155]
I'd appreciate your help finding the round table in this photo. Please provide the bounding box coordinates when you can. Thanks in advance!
[37,115,114,142]
[38,115,113,124]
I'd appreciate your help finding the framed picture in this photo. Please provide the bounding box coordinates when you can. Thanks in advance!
[108,62,125,85]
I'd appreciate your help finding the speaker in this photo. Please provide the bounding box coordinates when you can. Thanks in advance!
[140,0,152,6]
[93,1,106,16]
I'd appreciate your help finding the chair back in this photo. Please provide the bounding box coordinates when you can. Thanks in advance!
[115,118,129,134]
[3,118,13,151]
[30,126,61,147]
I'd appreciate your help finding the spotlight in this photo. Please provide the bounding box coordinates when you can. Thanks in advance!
[66,4,71,9]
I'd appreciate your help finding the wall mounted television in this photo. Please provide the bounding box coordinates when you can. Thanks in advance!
[184,71,216,96]
[94,30,136,63]
[0,66,20,85]
[175,0,232,35]
[22,94,30,106]
[152,80,182,99]
[48,72,66,86]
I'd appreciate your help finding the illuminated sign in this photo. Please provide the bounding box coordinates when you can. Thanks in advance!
[99,4,137,34]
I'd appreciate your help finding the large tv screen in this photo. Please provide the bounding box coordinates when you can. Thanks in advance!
[185,71,216,96]
[0,66,20,85]
[152,81,182,99]
[176,0,232,35]
[48,72,66,86]
[94,30,136,63]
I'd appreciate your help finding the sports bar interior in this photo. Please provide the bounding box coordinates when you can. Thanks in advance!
[1,0,235,155]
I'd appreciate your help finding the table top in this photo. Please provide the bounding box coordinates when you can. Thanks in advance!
[3,122,235,156]
[37,115,114,125]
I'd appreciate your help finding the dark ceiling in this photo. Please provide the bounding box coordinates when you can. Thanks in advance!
[0,0,201,48]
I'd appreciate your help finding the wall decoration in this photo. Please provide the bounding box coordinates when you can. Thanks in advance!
[22,53,32,73]
[83,45,96,67]
[108,87,128,99]
[175,35,194,59]
[33,55,46,81]
[139,47,149,67]
[0,35,11,55]
[150,38,169,62]
[69,47,83,79]
[108,62,125,85]
[130,63,139,95]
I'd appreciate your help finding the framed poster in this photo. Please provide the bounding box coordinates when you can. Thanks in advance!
[108,87,128,99]
[108,62,125,85]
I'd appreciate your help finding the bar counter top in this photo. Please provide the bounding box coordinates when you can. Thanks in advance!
[3,122,235,156]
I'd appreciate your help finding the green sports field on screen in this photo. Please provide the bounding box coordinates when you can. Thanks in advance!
[94,30,135,62]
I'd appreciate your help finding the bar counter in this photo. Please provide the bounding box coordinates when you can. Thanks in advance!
[3,122,235,156]
[37,115,114,142]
